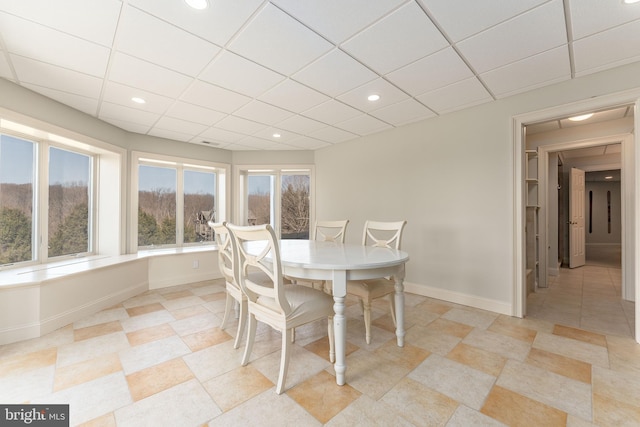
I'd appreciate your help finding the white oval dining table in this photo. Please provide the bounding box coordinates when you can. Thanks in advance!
[275,239,410,386]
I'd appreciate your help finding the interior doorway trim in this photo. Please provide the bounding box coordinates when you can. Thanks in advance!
[512,88,640,343]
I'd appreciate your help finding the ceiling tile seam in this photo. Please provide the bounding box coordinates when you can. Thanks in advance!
[572,16,640,41]
[96,1,127,121]
[562,0,576,79]
[415,1,497,100]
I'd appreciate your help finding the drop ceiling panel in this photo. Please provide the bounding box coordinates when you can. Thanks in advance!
[215,115,267,135]
[99,102,160,128]
[456,0,567,74]
[229,3,333,75]
[418,0,548,42]
[272,0,406,44]
[23,84,99,117]
[0,12,110,77]
[164,102,226,127]
[252,128,299,143]
[116,7,220,76]
[481,46,570,98]
[102,81,175,114]
[128,0,264,47]
[417,77,492,114]
[0,0,121,46]
[100,117,152,134]
[337,78,409,112]
[336,114,392,136]
[276,115,327,135]
[292,49,378,97]
[569,0,640,39]
[386,47,474,95]
[10,55,103,98]
[369,99,436,126]
[199,51,285,98]
[0,50,14,80]
[342,2,448,74]
[259,79,330,113]
[152,116,208,137]
[309,126,358,144]
[108,53,193,99]
[180,80,251,114]
[233,100,294,125]
[286,136,331,150]
[302,100,362,125]
[573,20,640,77]
[148,128,197,143]
[199,127,246,144]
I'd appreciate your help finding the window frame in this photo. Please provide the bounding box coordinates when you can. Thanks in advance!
[0,122,103,268]
[233,164,314,238]
[131,151,230,252]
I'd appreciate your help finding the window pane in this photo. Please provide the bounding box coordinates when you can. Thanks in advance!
[48,147,90,257]
[281,175,309,239]
[247,175,271,226]
[184,170,215,243]
[138,165,176,246]
[0,135,35,265]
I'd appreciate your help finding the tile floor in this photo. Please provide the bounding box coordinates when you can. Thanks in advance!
[1,278,640,426]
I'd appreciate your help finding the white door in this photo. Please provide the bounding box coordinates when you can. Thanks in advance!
[569,167,586,268]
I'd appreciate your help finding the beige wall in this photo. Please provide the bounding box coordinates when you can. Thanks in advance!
[314,61,640,314]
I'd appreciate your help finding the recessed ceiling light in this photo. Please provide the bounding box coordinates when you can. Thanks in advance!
[273,133,281,138]
[367,94,380,102]
[623,0,640,4]
[131,97,146,104]
[568,113,593,121]
[185,0,208,10]
[605,176,613,179]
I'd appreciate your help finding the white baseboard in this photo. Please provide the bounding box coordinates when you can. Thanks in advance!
[403,281,513,316]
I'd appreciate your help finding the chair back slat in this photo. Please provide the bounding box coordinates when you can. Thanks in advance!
[362,220,407,250]
[313,220,349,243]
[208,222,236,287]
[227,223,291,316]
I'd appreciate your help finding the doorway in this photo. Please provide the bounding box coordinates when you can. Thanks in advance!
[513,93,639,343]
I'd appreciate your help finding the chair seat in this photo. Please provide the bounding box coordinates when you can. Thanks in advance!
[255,285,334,327]
[346,278,395,300]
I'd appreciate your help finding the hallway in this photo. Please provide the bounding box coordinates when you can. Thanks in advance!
[526,245,634,338]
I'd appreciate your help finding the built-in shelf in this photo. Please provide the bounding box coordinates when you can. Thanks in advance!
[525,149,539,293]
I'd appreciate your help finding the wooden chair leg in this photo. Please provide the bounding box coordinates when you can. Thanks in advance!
[220,292,234,329]
[233,299,247,349]
[241,314,257,366]
[328,317,335,363]
[388,294,397,326]
[276,329,293,394]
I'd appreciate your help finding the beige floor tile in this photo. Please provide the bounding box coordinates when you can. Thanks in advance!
[373,339,430,370]
[78,412,117,427]
[125,302,165,317]
[425,317,474,339]
[200,291,227,302]
[303,335,359,362]
[533,332,609,368]
[447,342,507,377]
[525,347,591,384]
[126,323,176,347]
[182,327,233,352]
[74,321,124,342]
[446,405,508,427]
[415,298,455,315]
[54,353,122,391]
[342,348,412,400]
[405,324,461,356]
[606,334,640,375]
[380,377,458,426]
[169,304,211,320]
[118,335,190,375]
[488,316,538,343]
[553,324,607,347]
[462,328,532,361]
[162,289,194,300]
[593,392,640,427]
[481,385,567,427]
[592,365,640,409]
[203,365,274,412]
[0,347,56,376]
[442,307,499,329]
[126,357,194,401]
[325,395,412,427]
[409,354,495,410]
[496,360,592,420]
[287,370,361,424]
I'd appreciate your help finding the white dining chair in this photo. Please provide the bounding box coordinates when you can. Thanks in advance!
[346,220,407,344]
[226,223,335,394]
[209,221,247,349]
[286,219,349,291]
